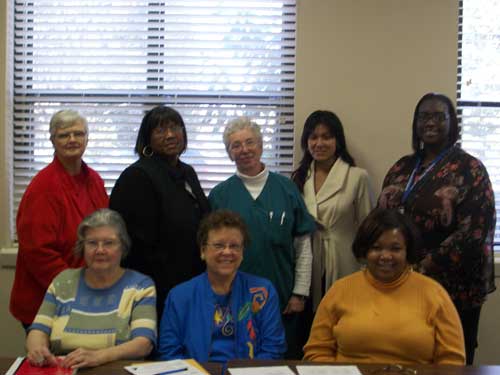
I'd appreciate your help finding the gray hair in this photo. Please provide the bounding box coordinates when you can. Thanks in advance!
[74,209,131,260]
[222,116,263,153]
[49,110,89,139]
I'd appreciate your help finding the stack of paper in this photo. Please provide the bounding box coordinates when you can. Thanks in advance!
[296,365,362,375]
[228,365,362,375]
[228,366,295,375]
[124,359,209,375]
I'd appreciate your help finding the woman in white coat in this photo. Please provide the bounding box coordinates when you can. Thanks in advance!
[292,110,373,311]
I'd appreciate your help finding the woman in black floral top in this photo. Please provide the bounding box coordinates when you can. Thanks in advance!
[378,93,496,365]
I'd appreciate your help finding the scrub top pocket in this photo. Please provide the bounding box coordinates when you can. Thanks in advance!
[266,210,293,249]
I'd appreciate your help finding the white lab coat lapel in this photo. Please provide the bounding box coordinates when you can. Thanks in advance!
[315,159,350,204]
[303,159,349,222]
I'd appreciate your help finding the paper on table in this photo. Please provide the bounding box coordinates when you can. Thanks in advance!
[124,359,208,375]
[228,366,295,375]
[296,365,362,375]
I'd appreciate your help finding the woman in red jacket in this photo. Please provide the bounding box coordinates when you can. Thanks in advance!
[10,109,109,329]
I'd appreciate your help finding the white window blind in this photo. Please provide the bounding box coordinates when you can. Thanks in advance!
[11,0,297,240]
[457,0,500,247]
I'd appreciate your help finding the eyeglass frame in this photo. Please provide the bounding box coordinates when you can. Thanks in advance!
[205,242,244,253]
[54,130,87,141]
[416,111,449,123]
[84,239,121,250]
[229,138,260,153]
[152,122,183,135]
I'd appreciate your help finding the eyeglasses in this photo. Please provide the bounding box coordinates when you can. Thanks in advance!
[54,130,87,141]
[84,239,120,250]
[229,138,259,152]
[416,112,449,123]
[206,242,243,252]
[153,122,183,135]
[370,365,417,375]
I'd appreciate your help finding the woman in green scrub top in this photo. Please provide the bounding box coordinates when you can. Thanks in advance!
[209,117,316,359]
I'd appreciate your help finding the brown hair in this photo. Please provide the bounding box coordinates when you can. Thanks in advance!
[197,210,250,249]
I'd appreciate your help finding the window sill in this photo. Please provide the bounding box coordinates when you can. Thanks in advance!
[0,247,17,268]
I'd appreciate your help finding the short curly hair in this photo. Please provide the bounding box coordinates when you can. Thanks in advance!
[222,117,263,154]
[197,210,250,250]
[352,208,420,264]
[74,208,131,260]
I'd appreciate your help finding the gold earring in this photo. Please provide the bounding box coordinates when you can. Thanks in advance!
[142,145,154,157]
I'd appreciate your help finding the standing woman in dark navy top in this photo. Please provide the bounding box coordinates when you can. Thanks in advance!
[110,106,210,318]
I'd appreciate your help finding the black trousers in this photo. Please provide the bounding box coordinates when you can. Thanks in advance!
[456,305,482,365]
[283,312,305,359]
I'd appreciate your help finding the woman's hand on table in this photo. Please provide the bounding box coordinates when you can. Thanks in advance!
[61,347,105,369]
[27,346,57,367]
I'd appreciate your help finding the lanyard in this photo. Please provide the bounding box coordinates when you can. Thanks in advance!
[401,148,450,205]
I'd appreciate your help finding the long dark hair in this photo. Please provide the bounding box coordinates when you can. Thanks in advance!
[292,110,355,192]
[411,93,459,155]
[135,105,188,157]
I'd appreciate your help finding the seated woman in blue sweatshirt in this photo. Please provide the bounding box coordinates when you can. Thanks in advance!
[158,210,286,362]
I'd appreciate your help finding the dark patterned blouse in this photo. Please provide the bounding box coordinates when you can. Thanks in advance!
[378,146,496,309]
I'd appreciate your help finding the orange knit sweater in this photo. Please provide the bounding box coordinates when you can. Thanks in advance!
[303,268,465,365]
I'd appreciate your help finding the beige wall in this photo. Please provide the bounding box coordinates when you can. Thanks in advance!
[294,0,458,192]
[0,266,25,356]
[0,1,23,357]
[1,0,499,364]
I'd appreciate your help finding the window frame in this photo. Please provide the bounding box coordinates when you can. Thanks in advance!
[456,0,500,251]
[6,0,298,244]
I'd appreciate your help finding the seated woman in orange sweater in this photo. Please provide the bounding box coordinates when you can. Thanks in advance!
[303,208,465,365]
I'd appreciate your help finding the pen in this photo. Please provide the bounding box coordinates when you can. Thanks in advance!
[280,212,285,225]
[153,367,188,375]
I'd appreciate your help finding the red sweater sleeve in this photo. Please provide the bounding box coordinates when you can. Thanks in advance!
[16,190,77,289]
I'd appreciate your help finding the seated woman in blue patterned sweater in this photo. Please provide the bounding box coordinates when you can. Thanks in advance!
[26,209,157,370]
[158,210,286,363]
